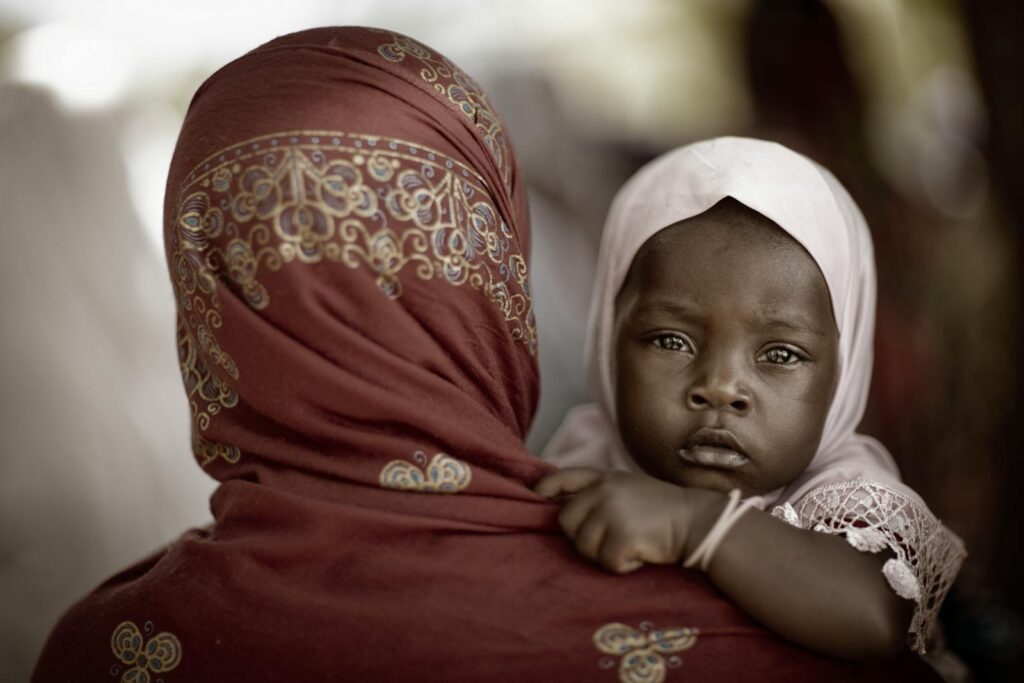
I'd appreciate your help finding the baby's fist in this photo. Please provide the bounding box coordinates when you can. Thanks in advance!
[535,468,709,573]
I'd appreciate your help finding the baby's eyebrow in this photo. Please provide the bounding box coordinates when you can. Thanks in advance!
[753,314,828,338]
[631,300,703,321]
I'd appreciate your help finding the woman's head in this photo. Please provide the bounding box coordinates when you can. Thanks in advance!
[583,137,885,504]
[165,28,544,499]
[613,198,839,496]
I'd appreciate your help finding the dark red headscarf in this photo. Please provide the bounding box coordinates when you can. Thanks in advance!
[33,27,938,682]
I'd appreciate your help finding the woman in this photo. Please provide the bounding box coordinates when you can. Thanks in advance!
[33,27,939,681]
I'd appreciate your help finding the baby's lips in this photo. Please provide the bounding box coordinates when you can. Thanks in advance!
[678,446,749,470]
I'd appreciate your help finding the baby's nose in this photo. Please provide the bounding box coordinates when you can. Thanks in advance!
[686,383,750,414]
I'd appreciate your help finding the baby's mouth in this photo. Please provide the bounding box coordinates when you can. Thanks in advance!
[678,429,749,470]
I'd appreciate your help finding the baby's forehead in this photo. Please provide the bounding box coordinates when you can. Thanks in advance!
[632,201,812,286]
[620,199,834,324]
[652,197,796,252]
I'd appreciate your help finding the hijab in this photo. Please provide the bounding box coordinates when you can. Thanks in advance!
[544,136,922,511]
[165,26,547,515]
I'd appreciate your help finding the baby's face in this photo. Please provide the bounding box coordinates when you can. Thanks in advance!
[613,201,839,497]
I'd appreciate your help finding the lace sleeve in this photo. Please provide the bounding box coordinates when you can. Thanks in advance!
[771,479,966,654]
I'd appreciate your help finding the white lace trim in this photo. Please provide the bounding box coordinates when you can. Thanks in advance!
[771,479,966,654]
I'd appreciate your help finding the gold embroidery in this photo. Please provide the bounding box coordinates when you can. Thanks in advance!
[208,229,279,309]
[379,451,472,493]
[110,620,182,682]
[375,33,512,191]
[176,317,239,467]
[594,622,698,683]
[176,317,236,420]
[191,429,240,468]
[169,131,536,468]
[172,132,534,347]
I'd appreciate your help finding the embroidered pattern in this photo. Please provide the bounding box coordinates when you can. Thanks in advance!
[176,317,240,467]
[845,526,889,553]
[770,479,966,653]
[110,620,182,682]
[379,450,472,493]
[375,32,512,191]
[190,429,240,468]
[594,622,698,683]
[169,131,536,467]
[883,557,921,601]
[777,502,801,528]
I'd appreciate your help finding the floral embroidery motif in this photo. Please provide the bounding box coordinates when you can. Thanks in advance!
[110,620,182,682]
[379,450,472,493]
[190,429,240,468]
[175,317,239,467]
[173,132,532,342]
[594,622,698,683]
[169,131,536,468]
[375,33,512,191]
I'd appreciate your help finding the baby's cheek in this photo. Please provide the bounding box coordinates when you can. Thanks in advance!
[763,424,821,486]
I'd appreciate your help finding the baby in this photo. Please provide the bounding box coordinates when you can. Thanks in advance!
[536,137,965,661]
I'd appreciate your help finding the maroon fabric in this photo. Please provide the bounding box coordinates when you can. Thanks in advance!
[33,27,940,682]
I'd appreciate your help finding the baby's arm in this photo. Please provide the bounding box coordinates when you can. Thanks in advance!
[700,493,913,660]
[535,467,913,661]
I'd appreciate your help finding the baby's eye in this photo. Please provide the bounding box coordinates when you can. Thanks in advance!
[759,346,804,365]
[652,334,692,353]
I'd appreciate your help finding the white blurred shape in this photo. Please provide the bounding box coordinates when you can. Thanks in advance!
[1,22,131,110]
[0,84,215,681]
[909,65,989,219]
[121,105,182,256]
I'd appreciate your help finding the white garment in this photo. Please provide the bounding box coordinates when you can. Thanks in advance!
[542,136,965,653]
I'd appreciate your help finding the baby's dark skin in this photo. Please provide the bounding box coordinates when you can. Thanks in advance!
[536,199,913,661]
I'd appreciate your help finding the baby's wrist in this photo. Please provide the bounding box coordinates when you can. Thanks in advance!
[680,488,729,559]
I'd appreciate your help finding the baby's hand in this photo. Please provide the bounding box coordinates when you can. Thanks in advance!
[534,467,722,574]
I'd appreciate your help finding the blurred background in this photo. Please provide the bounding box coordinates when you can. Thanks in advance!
[0,0,1020,680]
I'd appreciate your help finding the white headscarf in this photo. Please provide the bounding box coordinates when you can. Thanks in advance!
[543,136,923,511]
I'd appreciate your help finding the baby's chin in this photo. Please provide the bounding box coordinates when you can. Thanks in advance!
[675,467,749,496]
[639,458,780,498]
